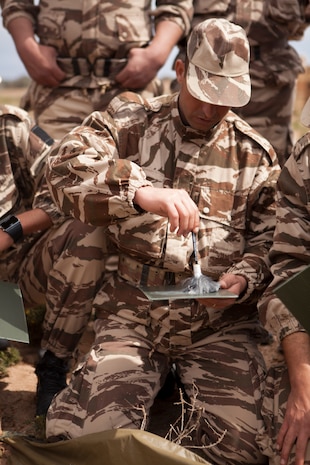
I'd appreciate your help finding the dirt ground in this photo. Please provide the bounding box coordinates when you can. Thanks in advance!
[0,323,285,465]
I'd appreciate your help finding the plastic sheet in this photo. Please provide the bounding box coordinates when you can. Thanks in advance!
[2,429,211,465]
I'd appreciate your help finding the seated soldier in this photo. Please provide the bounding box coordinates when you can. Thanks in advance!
[0,104,109,416]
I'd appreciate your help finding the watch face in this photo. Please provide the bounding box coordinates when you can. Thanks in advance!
[0,215,23,242]
[0,216,19,229]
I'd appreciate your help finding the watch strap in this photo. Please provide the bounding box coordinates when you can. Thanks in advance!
[0,215,23,242]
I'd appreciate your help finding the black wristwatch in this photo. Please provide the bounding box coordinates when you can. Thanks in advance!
[0,215,23,242]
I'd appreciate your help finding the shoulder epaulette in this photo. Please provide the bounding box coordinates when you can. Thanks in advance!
[227,111,277,165]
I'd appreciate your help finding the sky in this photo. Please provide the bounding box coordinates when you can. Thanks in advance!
[1,22,310,82]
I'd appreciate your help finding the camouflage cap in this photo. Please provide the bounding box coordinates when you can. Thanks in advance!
[301,97,310,127]
[186,18,251,107]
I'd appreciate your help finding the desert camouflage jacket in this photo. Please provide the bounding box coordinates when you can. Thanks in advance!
[47,92,280,304]
[0,104,62,224]
[1,0,192,87]
[258,132,310,341]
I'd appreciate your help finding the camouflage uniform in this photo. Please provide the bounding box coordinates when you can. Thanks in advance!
[0,0,192,139]
[45,91,280,465]
[0,104,108,359]
[257,106,310,465]
[174,0,310,166]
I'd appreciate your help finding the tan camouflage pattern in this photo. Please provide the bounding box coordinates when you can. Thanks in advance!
[175,0,310,166]
[47,306,268,465]
[258,130,310,343]
[45,92,279,462]
[0,104,109,360]
[46,92,279,297]
[186,18,251,107]
[1,0,193,139]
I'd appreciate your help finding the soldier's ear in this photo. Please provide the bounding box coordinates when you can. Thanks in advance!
[175,59,186,84]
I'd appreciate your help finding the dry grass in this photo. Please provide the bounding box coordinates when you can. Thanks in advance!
[0,348,21,378]
[0,88,25,106]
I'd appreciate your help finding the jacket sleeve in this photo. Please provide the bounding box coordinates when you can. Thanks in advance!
[152,0,193,37]
[258,135,310,341]
[0,103,63,224]
[1,0,38,28]
[46,108,152,227]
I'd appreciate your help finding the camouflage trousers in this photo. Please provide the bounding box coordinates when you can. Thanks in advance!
[20,78,163,140]
[46,273,269,465]
[0,218,108,360]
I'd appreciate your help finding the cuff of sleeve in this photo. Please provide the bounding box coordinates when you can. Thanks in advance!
[128,181,153,215]
[4,12,36,29]
[265,296,306,342]
[223,266,256,303]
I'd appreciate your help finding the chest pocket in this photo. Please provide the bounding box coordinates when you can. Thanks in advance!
[36,11,66,45]
[196,186,247,275]
[197,185,246,229]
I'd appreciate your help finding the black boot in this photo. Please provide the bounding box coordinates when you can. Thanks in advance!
[0,339,10,350]
[35,350,68,416]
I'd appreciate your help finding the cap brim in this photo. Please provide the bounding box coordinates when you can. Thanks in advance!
[186,61,251,108]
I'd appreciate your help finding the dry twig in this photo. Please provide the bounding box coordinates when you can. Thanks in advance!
[165,383,227,451]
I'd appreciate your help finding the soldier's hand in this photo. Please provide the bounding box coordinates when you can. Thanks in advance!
[115,47,161,89]
[277,332,310,465]
[7,17,66,86]
[197,273,245,308]
[134,186,199,236]
[18,42,66,86]
[219,273,247,296]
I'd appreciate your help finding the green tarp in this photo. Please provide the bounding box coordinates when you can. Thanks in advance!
[3,429,211,465]
[275,264,310,332]
[0,281,29,343]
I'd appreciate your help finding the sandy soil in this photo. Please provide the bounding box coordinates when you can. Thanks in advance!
[0,325,284,465]
[0,341,39,464]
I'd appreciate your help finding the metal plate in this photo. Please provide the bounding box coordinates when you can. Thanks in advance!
[139,285,238,301]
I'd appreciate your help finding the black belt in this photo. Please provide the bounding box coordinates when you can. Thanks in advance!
[57,57,127,78]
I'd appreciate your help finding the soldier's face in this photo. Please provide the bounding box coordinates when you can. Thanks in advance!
[175,59,229,132]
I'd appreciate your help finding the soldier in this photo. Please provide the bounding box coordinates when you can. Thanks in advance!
[257,97,310,465]
[0,0,193,139]
[172,0,310,167]
[0,104,108,416]
[44,19,281,464]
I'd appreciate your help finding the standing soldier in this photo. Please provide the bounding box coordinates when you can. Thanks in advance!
[0,0,193,139]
